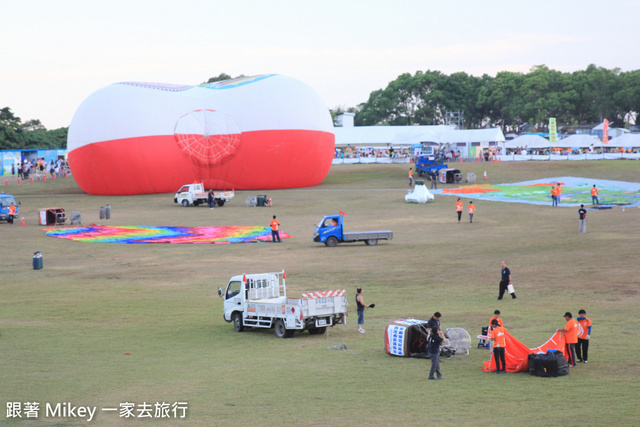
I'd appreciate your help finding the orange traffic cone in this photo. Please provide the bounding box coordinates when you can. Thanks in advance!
[18,178,21,184]
[30,176,34,183]
[43,175,47,182]
[52,173,56,180]
[20,217,25,226]
[483,171,487,179]
[4,179,8,186]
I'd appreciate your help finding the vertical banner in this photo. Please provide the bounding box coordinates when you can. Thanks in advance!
[603,119,609,144]
[548,118,557,144]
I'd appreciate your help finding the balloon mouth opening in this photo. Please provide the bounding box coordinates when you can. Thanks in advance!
[174,109,241,165]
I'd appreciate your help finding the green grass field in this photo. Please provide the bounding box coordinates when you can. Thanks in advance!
[1,160,639,426]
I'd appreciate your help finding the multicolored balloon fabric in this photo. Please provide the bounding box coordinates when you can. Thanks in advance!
[45,225,292,244]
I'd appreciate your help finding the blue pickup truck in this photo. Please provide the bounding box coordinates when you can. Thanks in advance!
[313,213,393,247]
[0,194,19,222]
[414,154,448,179]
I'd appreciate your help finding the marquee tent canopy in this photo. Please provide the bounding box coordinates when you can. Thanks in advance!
[333,125,454,146]
[606,133,640,147]
[333,125,505,146]
[553,134,603,148]
[504,134,550,149]
[438,127,505,144]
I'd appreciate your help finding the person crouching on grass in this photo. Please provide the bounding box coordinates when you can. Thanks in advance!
[427,327,443,380]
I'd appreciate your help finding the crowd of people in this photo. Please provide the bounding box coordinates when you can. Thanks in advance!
[334,145,413,159]
[11,158,71,181]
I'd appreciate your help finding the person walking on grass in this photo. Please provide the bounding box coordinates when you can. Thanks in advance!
[408,168,414,187]
[427,326,443,380]
[498,260,516,300]
[578,204,587,233]
[468,201,475,223]
[455,198,463,223]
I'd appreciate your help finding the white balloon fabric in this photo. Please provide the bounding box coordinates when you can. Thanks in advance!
[405,181,435,203]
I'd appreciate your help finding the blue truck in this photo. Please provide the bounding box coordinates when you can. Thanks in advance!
[313,213,393,247]
[0,194,19,222]
[414,154,448,179]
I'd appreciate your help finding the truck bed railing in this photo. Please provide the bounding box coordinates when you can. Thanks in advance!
[246,271,285,300]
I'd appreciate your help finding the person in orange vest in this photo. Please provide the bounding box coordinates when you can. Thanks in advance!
[468,201,475,223]
[576,309,592,364]
[550,186,557,207]
[591,185,599,205]
[8,202,17,224]
[270,215,281,243]
[557,312,578,366]
[487,309,503,352]
[408,168,414,187]
[556,184,563,205]
[488,319,508,373]
[490,309,503,328]
[455,198,463,223]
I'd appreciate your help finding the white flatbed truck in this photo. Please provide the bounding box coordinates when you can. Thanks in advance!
[174,182,234,207]
[218,270,348,338]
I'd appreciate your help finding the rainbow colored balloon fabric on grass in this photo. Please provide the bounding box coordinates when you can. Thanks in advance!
[436,177,640,207]
[45,225,292,244]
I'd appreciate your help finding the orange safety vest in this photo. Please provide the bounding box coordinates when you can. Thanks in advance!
[468,204,475,214]
[455,201,463,212]
[490,326,508,348]
[270,219,280,231]
[8,205,16,215]
[591,187,598,196]
[563,319,578,344]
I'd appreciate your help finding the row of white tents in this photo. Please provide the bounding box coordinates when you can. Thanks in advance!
[333,124,640,151]
[505,133,640,149]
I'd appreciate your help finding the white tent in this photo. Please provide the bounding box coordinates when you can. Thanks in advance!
[554,135,603,148]
[438,127,505,144]
[334,125,454,146]
[504,135,550,149]
[605,133,640,147]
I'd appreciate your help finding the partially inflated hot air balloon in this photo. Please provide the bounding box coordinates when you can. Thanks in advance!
[67,74,335,195]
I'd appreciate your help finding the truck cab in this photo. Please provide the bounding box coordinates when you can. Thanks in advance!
[313,214,343,245]
[0,194,19,222]
[313,214,393,247]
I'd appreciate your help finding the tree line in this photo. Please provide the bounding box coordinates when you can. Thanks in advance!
[0,107,68,150]
[338,64,640,132]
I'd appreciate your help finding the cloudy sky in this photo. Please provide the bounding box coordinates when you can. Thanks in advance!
[2,0,639,129]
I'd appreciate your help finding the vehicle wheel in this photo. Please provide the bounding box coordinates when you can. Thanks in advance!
[308,328,318,335]
[274,319,287,338]
[285,329,295,338]
[325,237,338,247]
[232,313,244,332]
[193,200,201,206]
[365,239,378,246]
[182,200,189,207]
[216,199,225,207]
[309,327,326,335]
